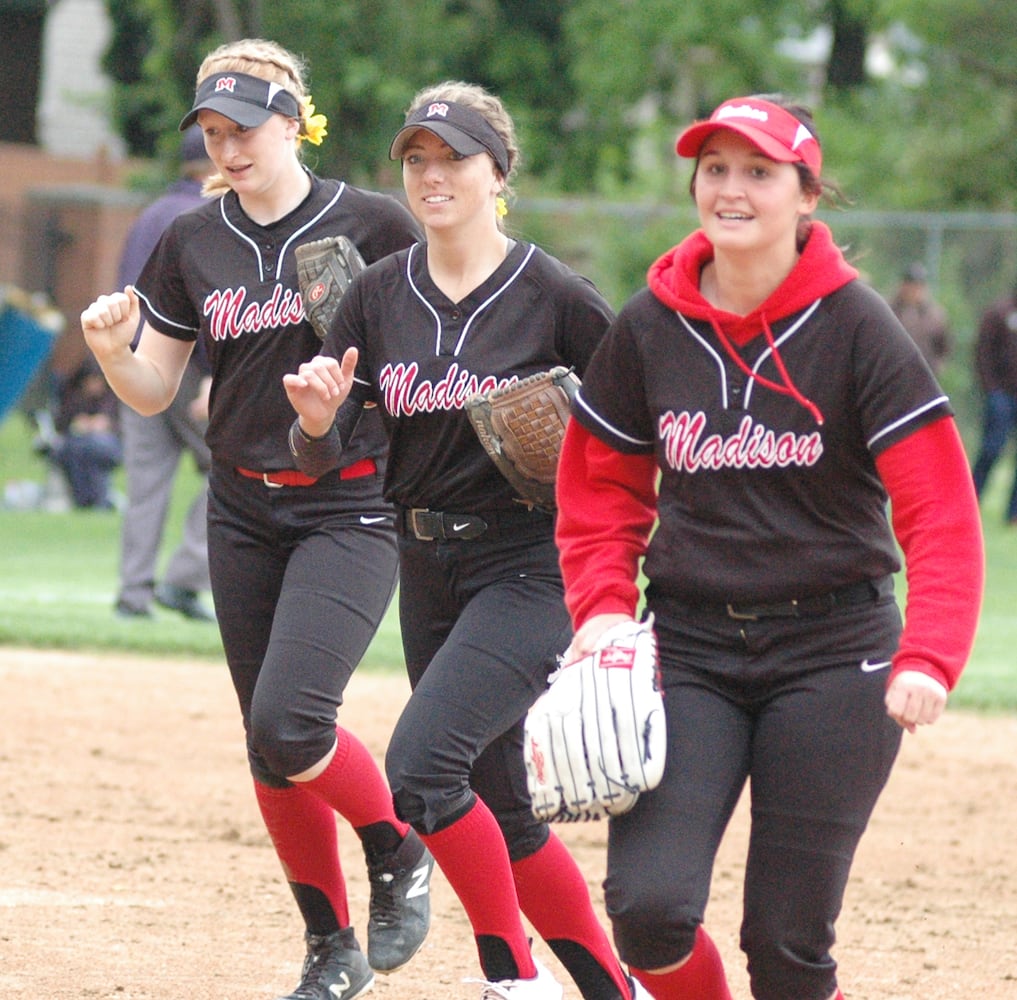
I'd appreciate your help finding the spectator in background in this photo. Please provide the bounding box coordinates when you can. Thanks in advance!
[891,262,952,377]
[971,277,1017,525]
[49,355,122,509]
[114,125,216,621]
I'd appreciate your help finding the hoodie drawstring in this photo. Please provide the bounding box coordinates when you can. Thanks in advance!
[709,315,825,426]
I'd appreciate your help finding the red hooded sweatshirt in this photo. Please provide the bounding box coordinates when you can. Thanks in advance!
[557,224,983,692]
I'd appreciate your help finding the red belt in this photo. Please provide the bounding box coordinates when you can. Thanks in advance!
[236,457,376,488]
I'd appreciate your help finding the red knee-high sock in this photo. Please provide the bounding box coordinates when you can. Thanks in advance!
[513,832,629,998]
[254,779,350,929]
[300,726,409,835]
[631,927,732,1000]
[420,798,535,981]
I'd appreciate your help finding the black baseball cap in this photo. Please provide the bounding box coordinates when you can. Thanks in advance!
[179,72,300,131]
[389,100,509,176]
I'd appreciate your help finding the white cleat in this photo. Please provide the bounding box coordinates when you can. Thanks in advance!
[627,975,654,999]
[465,958,564,999]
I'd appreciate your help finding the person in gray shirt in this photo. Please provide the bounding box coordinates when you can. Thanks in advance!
[114,125,215,621]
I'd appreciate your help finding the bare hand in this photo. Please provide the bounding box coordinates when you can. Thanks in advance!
[885,670,947,733]
[563,612,636,664]
[283,347,359,438]
[80,286,140,361]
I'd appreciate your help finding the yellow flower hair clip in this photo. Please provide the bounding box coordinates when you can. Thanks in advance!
[299,95,328,146]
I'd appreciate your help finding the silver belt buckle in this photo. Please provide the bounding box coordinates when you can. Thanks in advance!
[409,508,437,541]
[726,603,759,621]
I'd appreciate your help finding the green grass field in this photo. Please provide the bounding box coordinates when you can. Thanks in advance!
[1,409,1014,709]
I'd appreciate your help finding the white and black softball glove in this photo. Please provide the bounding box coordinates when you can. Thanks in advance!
[524,616,666,822]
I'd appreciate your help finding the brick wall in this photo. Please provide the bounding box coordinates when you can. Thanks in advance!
[0,142,146,378]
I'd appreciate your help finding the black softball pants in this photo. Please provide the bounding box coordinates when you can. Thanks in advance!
[206,462,398,786]
[385,509,572,861]
[606,591,904,1000]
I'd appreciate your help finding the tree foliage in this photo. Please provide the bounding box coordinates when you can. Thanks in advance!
[100,0,1017,210]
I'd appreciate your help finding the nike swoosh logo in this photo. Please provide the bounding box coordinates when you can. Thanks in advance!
[359,515,388,525]
[452,521,472,532]
[860,658,891,673]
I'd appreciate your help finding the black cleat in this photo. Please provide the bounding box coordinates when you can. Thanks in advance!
[276,930,374,1000]
[366,829,434,973]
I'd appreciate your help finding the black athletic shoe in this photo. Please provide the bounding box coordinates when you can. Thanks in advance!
[153,583,216,622]
[366,829,434,973]
[276,930,374,1000]
[114,600,152,619]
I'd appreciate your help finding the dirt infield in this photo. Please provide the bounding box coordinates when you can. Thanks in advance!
[1,648,1014,1000]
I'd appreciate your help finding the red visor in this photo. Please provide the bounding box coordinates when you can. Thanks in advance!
[676,97,821,175]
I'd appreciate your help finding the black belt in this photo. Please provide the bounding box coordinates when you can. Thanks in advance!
[669,576,892,622]
[396,505,552,542]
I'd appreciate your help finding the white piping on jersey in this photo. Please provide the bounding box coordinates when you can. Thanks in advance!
[741,301,820,409]
[868,395,949,449]
[133,286,199,334]
[404,241,537,356]
[577,297,948,454]
[673,316,730,409]
[219,181,348,283]
[573,391,654,448]
[673,298,822,412]
[577,297,825,449]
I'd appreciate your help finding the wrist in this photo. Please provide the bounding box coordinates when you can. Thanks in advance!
[288,418,343,477]
[294,418,333,442]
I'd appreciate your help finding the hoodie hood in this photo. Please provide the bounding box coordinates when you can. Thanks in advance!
[647,222,858,426]
[647,221,858,338]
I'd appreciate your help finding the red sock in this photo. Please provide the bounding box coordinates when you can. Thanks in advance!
[631,927,731,1000]
[513,832,629,997]
[420,798,535,980]
[254,779,349,927]
[300,726,409,834]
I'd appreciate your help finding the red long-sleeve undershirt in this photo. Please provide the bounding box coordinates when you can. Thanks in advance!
[555,422,657,627]
[875,417,984,690]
